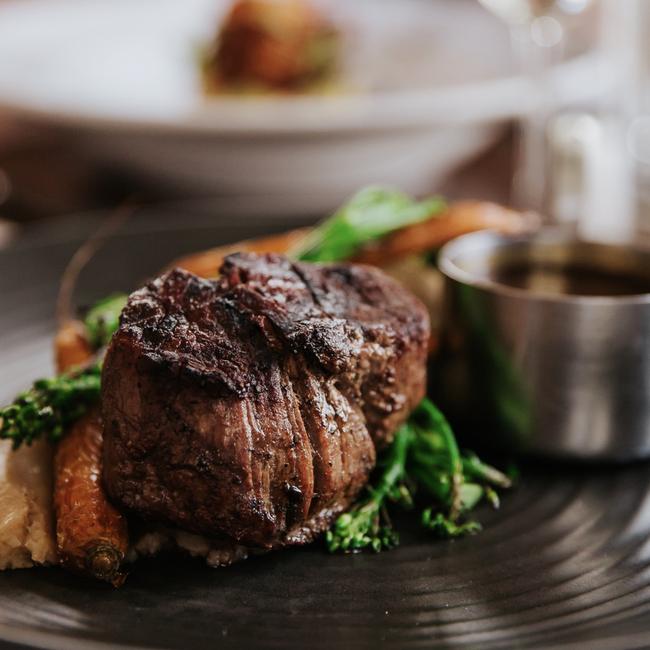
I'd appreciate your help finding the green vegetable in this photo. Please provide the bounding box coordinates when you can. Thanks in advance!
[0,293,126,449]
[0,364,102,449]
[421,510,482,538]
[326,398,512,553]
[326,423,412,553]
[84,293,128,349]
[293,186,445,263]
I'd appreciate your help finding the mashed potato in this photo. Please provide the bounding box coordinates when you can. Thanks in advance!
[0,439,57,569]
[0,436,246,572]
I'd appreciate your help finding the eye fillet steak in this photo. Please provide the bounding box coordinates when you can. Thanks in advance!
[101,253,429,550]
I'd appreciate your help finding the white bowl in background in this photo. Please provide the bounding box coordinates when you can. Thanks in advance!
[0,0,610,217]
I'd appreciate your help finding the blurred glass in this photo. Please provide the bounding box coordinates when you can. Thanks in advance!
[625,0,650,240]
[480,0,650,246]
[478,0,594,218]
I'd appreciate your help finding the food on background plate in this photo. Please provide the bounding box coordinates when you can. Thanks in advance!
[202,0,339,94]
[0,187,531,584]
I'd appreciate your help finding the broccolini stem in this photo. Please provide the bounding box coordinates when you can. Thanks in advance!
[0,293,127,450]
[371,422,414,503]
[327,397,513,552]
[462,451,512,489]
[0,364,102,449]
[412,400,464,521]
[326,424,413,553]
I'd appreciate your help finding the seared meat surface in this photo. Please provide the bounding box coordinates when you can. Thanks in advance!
[102,253,429,549]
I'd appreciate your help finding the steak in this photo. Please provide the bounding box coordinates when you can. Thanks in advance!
[101,253,429,550]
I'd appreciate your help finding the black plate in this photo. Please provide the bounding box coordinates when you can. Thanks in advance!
[2,208,650,650]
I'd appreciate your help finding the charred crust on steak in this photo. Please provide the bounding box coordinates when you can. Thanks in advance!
[102,253,429,549]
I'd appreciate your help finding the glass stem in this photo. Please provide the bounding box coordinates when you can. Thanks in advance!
[509,20,564,220]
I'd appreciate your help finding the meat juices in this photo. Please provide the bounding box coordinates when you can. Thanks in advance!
[101,253,429,551]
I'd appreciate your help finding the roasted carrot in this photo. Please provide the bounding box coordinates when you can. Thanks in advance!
[354,201,537,265]
[53,326,129,585]
[54,320,93,374]
[171,202,534,278]
[172,228,310,278]
[54,409,128,585]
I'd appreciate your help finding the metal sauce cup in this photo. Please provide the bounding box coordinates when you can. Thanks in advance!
[436,229,650,461]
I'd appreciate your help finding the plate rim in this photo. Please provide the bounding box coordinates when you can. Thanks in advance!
[0,0,610,136]
[0,52,606,136]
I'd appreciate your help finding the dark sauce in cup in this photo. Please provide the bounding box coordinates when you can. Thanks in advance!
[494,263,650,297]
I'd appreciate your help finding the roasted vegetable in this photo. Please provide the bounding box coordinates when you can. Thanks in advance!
[326,423,410,553]
[52,329,129,586]
[292,186,445,262]
[54,409,128,586]
[0,365,102,449]
[0,293,126,450]
[326,399,512,553]
[54,320,93,374]
[173,228,310,278]
[354,200,536,265]
[0,302,133,584]
[172,186,443,276]
[83,294,128,350]
[171,192,530,280]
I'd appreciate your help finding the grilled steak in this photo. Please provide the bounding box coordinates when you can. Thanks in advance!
[101,253,429,550]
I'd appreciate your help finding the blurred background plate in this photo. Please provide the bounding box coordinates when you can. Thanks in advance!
[0,0,607,217]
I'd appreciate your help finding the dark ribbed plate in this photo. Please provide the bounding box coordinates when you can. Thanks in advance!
[1,208,650,650]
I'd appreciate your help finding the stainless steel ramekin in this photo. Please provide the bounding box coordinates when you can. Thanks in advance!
[436,229,650,461]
